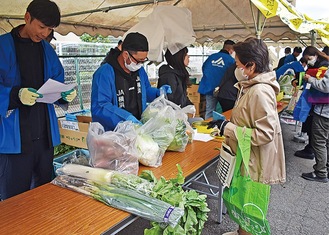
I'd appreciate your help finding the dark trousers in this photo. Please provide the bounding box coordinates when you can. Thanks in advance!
[301,115,314,152]
[0,138,54,200]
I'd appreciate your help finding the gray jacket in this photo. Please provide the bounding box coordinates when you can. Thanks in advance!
[308,69,329,118]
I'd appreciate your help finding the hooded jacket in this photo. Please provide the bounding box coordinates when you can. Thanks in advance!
[91,48,158,131]
[224,71,286,184]
[157,64,193,107]
[0,32,63,154]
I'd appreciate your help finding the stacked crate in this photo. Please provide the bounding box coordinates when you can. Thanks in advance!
[187,84,206,118]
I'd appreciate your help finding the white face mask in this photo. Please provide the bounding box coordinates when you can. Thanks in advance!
[234,68,248,81]
[124,53,143,72]
[307,56,317,66]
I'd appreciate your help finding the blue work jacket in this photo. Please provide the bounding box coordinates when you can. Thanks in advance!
[0,33,64,153]
[91,63,158,131]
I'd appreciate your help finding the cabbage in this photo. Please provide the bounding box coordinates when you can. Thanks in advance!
[136,134,161,166]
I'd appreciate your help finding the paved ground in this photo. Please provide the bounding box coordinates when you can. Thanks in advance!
[117,119,329,235]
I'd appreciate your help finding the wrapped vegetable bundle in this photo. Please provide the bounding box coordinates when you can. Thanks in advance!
[57,164,154,195]
[52,175,184,227]
[54,164,209,234]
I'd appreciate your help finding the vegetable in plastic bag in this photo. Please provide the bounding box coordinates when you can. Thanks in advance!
[57,164,154,195]
[87,122,139,175]
[52,175,184,227]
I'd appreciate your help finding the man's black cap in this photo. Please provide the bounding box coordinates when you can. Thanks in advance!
[122,32,149,51]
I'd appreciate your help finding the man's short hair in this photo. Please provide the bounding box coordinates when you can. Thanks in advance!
[27,0,60,27]
[284,47,291,54]
[224,40,235,46]
[293,47,302,53]
[122,32,149,52]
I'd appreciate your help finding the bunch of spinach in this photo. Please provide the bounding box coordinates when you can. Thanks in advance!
[140,165,210,235]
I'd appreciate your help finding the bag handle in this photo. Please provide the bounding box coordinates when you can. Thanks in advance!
[233,126,252,177]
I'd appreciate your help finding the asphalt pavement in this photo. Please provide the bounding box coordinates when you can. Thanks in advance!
[117,118,329,235]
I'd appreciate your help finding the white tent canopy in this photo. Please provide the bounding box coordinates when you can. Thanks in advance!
[0,0,324,46]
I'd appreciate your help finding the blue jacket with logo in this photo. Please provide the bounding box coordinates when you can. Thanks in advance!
[0,33,64,154]
[91,63,158,131]
[198,50,235,95]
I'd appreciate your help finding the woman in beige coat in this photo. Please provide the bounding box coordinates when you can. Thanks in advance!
[208,37,286,235]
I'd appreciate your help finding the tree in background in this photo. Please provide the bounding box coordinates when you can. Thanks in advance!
[80,33,113,43]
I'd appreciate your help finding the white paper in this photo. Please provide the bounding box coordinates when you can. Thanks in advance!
[193,133,214,142]
[36,79,76,104]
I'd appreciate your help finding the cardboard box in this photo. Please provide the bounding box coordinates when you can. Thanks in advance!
[58,118,89,149]
[76,115,92,123]
[194,101,206,114]
[187,84,205,103]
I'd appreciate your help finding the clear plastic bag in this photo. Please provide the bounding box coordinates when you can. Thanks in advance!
[137,106,177,167]
[141,95,194,152]
[87,122,139,175]
[278,69,295,96]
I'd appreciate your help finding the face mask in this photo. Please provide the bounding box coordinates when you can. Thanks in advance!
[307,56,317,66]
[234,68,248,82]
[124,54,143,72]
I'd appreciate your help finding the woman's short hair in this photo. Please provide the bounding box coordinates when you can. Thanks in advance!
[233,37,270,73]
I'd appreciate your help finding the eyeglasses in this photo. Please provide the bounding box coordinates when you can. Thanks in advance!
[127,51,148,64]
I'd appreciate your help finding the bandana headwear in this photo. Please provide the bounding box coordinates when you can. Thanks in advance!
[122,32,149,51]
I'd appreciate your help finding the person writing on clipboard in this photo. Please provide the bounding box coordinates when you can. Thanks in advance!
[0,0,76,200]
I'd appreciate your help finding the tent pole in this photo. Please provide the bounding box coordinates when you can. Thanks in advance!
[61,0,172,18]
[218,0,253,34]
[310,30,316,46]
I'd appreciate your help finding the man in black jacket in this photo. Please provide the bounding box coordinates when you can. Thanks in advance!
[276,47,291,69]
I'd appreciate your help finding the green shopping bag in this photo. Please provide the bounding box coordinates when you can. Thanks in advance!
[222,127,271,235]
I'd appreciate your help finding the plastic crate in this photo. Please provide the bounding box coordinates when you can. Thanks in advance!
[53,149,90,175]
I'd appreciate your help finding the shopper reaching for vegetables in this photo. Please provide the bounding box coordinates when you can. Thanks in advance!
[91,32,172,131]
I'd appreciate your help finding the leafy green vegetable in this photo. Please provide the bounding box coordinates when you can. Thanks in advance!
[141,165,210,235]
[54,143,77,157]
[167,120,189,152]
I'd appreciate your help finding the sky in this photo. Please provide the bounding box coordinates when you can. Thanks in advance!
[295,0,329,19]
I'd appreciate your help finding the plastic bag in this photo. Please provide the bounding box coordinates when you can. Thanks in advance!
[141,95,193,152]
[137,106,177,167]
[286,87,303,113]
[87,122,139,175]
[293,88,312,122]
[278,69,295,96]
[223,127,271,235]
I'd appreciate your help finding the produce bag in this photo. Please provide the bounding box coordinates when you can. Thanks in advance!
[222,127,271,235]
[136,106,176,167]
[278,69,295,96]
[141,95,193,152]
[87,122,139,175]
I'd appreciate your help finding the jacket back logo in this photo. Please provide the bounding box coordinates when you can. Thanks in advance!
[212,57,225,67]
